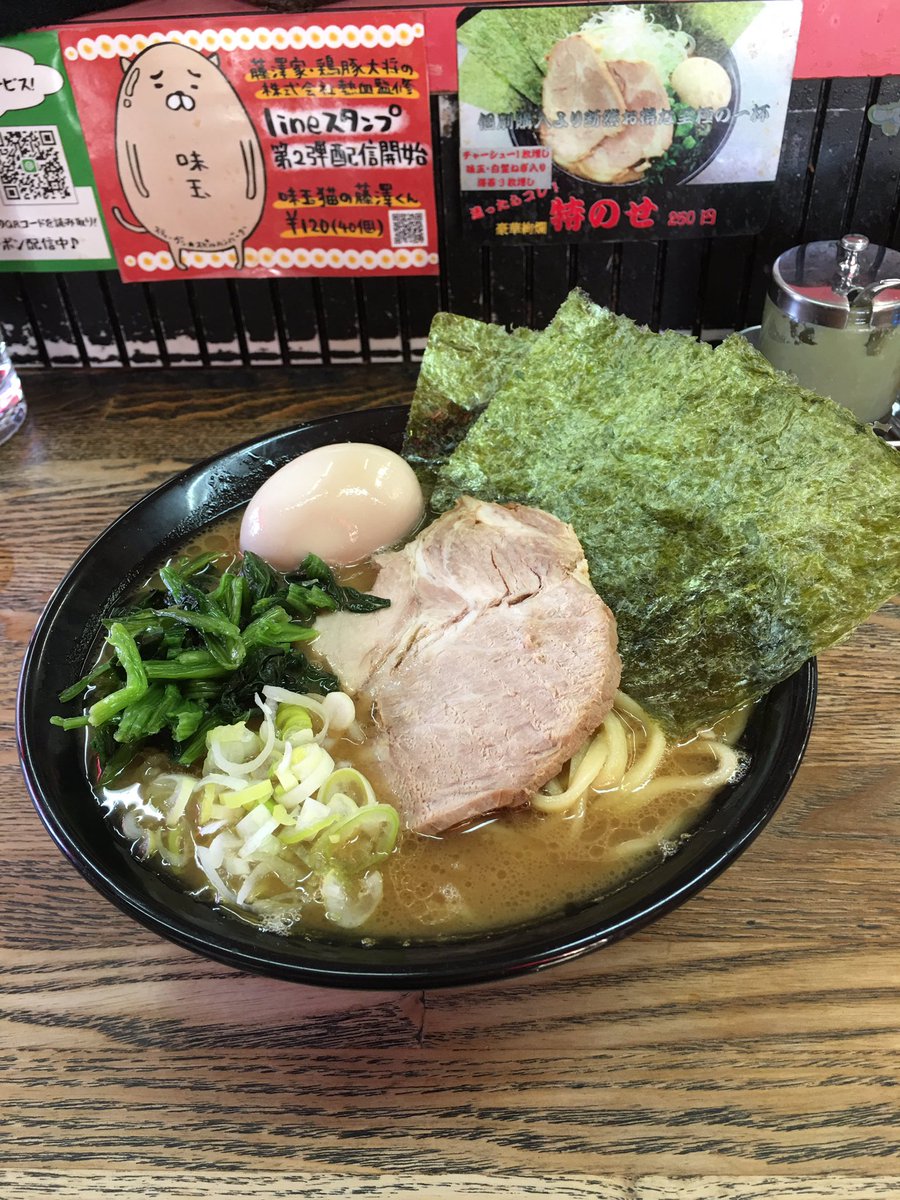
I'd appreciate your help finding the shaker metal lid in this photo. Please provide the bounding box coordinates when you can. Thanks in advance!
[768,234,900,329]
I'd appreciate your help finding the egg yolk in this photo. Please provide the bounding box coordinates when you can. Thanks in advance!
[239,442,425,569]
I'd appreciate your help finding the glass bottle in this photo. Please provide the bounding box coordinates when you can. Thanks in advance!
[0,340,26,446]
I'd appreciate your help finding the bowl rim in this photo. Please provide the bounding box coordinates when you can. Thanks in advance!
[16,404,818,989]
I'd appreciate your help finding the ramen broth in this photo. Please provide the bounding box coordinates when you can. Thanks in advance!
[351,705,749,937]
[95,516,752,940]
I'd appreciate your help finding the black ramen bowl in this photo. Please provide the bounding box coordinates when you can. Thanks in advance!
[17,405,817,990]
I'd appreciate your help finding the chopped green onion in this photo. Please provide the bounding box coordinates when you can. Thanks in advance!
[277,796,336,844]
[318,767,376,809]
[275,703,313,740]
[162,775,196,826]
[275,765,299,791]
[263,800,294,826]
[199,784,216,823]
[221,779,274,810]
[312,804,400,874]
[320,869,383,929]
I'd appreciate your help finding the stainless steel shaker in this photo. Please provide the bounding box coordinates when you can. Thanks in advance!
[758,233,900,422]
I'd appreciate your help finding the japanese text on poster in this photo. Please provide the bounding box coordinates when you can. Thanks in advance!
[60,16,439,280]
[0,30,113,271]
[458,1,802,242]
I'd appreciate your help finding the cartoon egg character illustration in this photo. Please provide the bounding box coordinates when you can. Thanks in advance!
[113,42,264,270]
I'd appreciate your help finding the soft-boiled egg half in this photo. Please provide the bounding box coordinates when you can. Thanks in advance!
[240,442,425,569]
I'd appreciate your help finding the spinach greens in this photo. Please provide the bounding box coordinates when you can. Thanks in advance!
[52,550,388,784]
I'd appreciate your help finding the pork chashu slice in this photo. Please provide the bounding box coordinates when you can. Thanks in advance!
[313,497,621,834]
[570,59,674,183]
[541,40,674,183]
[540,34,628,163]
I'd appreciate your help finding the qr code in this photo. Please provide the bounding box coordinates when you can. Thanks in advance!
[389,209,428,247]
[0,127,76,206]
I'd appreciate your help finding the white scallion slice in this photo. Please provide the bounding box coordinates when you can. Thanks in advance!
[320,869,384,929]
[195,843,238,903]
[144,773,196,828]
[321,691,356,732]
[239,816,280,859]
[197,772,251,792]
[278,796,335,845]
[198,819,229,837]
[324,792,357,821]
[279,745,335,806]
[165,777,196,827]
[205,830,238,869]
[205,722,260,775]
[235,804,273,840]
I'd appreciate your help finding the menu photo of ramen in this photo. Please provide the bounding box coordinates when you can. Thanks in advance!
[458,1,803,241]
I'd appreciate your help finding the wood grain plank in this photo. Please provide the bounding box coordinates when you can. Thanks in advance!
[2,1029,899,1172]
[1,1174,899,1199]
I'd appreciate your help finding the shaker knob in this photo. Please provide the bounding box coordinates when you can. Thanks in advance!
[834,233,870,294]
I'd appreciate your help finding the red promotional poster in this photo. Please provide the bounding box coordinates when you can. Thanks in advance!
[59,15,439,281]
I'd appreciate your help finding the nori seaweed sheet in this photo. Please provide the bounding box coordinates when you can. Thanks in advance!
[458,49,526,115]
[457,9,546,105]
[501,7,598,73]
[403,313,537,488]
[678,2,766,50]
[432,290,900,733]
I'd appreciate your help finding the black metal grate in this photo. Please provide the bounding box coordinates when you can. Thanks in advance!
[2,74,899,369]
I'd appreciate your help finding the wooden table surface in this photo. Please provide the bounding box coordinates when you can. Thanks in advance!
[2,367,899,1200]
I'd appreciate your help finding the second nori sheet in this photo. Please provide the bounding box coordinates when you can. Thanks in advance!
[402,312,537,486]
[457,9,546,105]
[433,290,900,733]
